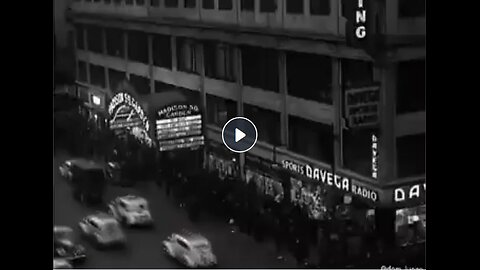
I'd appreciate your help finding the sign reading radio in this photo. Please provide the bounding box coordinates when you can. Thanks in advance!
[108,92,149,131]
[282,160,379,203]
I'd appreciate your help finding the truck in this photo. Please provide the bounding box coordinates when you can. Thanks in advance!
[70,159,107,205]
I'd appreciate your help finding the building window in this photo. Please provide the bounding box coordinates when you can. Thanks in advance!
[260,0,277,13]
[398,0,425,18]
[86,25,103,54]
[135,0,145,5]
[342,59,374,88]
[204,41,235,82]
[130,74,151,95]
[310,0,330,15]
[104,0,111,4]
[396,60,425,114]
[153,34,172,69]
[75,25,84,50]
[127,31,148,64]
[342,127,380,177]
[165,0,178,7]
[241,46,279,92]
[288,116,334,164]
[241,0,254,11]
[108,68,126,90]
[185,0,196,8]
[206,94,237,127]
[287,0,303,14]
[89,64,106,88]
[150,0,159,7]
[244,105,281,146]
[78,61,88,83]
[218,0,232,10]
[202,0,214,9]
[126,0,133,5]
[176,37,198,74]
[114,0,122,4]
[154,81,176,93]
[105,28,124,58]
[286,51,332,104]
[396,134,425,178]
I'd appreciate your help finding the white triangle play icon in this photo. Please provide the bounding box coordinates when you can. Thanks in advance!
[235,128,246,142]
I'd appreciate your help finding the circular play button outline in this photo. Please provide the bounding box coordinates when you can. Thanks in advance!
[222,117,258,153]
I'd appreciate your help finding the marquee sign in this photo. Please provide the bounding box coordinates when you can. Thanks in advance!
[108,92,149,132]
[156,104,204,152]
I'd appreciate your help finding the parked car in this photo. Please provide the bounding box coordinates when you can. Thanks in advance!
[162,230,217,268]
[59,160,76,181]
[54,226,86,264]
[70,159,107,205]
[108,195,154,227]
[78,212,126,249]
[106,161,134,187]
[53,258,72,269]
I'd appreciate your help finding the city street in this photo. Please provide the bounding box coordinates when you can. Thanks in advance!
[53,152,297,268]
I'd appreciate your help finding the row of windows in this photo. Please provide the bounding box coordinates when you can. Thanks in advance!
[76,0,331,15]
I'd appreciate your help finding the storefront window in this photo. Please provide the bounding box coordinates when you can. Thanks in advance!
[106,28,124,58]
[395,205,426,246]
[89,64,106,88]
[342,127,380,177]
[77,61,88,83]
[206,94,237,127]
[86,25,103,54]
[286,51,332,104]
[129,74,151,95]
[127,31,149,64]
[396,60,425,114]
[153,34,172,69]
[396,133,425,178]
[244,104,281,146]
[241,45,279,92]
[288,116,334,164]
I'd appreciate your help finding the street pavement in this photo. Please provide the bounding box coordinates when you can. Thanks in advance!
[53,153,298,268]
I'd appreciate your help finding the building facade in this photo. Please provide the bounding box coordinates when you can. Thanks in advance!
[67,0,425,244]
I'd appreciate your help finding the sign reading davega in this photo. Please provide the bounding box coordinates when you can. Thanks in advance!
[156,104,204,152]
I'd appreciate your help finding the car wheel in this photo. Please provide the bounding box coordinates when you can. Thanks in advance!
[163,244,173,257]
[183,256,195,268]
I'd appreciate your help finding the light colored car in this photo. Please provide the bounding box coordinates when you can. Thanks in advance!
[59,160,75,180]
[108,195,153,227]
[78,212,126,249]
[53,258,72,269]
[162,231,217,268]
[54,226,86,264]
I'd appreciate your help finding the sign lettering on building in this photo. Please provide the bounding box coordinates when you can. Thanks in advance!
[108,92,149,131]
[394,182,426,204]
[372,134,378,179]
[344,86,380,128]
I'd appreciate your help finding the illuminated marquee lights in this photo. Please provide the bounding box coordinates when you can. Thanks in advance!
[108,92,149,132]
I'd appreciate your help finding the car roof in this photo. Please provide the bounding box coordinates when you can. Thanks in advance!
[54,226,73,233]
[87,212,117,224]
[177,230,209,244]
[69,159,104,170]
[118,195,147,204]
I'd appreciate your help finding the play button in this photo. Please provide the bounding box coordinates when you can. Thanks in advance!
[222,117,258,153]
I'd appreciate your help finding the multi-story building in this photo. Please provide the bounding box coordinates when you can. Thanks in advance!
[67,0,425,245]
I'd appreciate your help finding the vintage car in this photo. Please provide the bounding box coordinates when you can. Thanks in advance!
[53,258,72,269]
[59,160,75,181]
[54,226,86,264]
[78,212,126,249]
[162,230,217,268]
[108,195,154,227]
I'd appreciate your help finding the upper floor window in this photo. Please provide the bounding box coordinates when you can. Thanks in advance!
[398,0,425,18]
[165,0,178,8]
[241,46,279,92]
[135,0,145,5]
[176,37,198,74]
[126,0,133,5]
[206,94,237,127]
[86,25,103,54]
[341,59,374,89]
[202,0,214,9]
[127,31,148,64]
[241,0,254,11]
[75,24,85,50]
[150,0,159,7]
[286,51,332,104]
[287,0,303,14]
[260,0,277,13]
[108,68,126,90]
[396,60,425,114]
[396,133,425,178]
[153,34,172,69]
[310,0,330,16]
[219,0,232,10]
[77,61,88,83]
[204,41,235,82]
[244,104,281,146]
[184,0,196,8]
[89,64,106,88]
[104,0,112,4]
[130,74,151,95]
[105,28,124,58]
[114,0,122,5]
